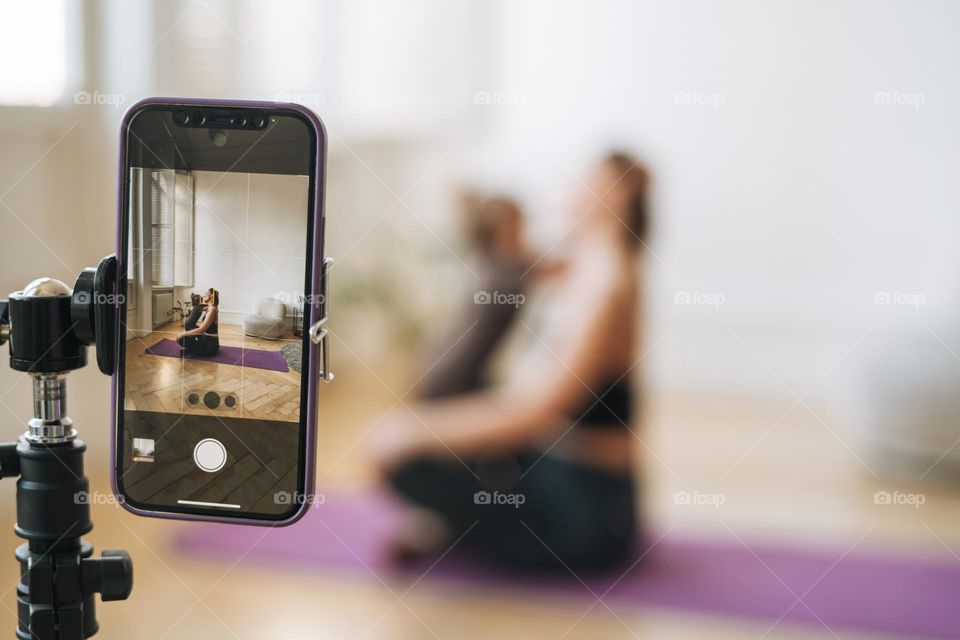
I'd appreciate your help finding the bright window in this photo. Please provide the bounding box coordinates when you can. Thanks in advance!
[0,0,68,106]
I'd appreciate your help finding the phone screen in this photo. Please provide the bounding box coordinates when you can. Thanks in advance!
[117,105,318,521]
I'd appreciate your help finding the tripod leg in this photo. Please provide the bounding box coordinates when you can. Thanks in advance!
[9,439,132,639]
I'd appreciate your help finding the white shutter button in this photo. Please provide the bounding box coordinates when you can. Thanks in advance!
[193,438,227,473]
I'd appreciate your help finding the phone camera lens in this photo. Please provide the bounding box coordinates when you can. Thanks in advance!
[173,111,189,126]
[252,115,266,129]
[236,115,248,127]
[191,113,206,126]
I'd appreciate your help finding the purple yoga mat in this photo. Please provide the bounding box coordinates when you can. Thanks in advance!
[145,339,289,372]
[176,492,960,638]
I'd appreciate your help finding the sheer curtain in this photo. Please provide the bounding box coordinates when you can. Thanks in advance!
[150,170,174,287]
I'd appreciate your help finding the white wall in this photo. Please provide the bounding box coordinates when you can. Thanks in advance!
[193,170,309,323]
[468,0,960,400]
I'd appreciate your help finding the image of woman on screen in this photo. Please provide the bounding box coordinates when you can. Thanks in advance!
[177,288,220,357]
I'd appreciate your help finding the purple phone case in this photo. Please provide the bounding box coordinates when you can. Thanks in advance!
[110,97,327,526]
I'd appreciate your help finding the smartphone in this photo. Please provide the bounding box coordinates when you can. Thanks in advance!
[112,98,327,525]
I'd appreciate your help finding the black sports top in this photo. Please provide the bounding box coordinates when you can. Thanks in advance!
[576,377,632,429]
[203,307,219,335]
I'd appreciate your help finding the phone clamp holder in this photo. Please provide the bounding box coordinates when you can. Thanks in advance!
[309,256,335,382]
[0,255,132,639]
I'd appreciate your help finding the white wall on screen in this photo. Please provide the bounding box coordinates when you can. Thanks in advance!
[192,170,308,323]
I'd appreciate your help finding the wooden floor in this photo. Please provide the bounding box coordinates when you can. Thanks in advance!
[124,321,302,423]
[0,362,957,638]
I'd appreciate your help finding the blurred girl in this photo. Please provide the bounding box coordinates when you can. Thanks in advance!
[419,194,529,398]
[183,293,204,331]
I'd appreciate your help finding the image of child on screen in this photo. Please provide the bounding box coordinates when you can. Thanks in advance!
[183,293,203,331]
[176,288,220,357]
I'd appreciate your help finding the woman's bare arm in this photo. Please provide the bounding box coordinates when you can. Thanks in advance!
[181,307,217,337]
[373,272,626,463]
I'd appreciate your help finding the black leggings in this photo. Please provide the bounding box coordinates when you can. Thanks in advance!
[177,334,220,357]
[389,452,637,571]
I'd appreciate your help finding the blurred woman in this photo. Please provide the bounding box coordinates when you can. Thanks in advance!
[372,152,650,571]
[177,288,220,357]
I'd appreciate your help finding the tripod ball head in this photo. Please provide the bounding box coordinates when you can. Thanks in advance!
[0,255,117,377]
[6,278,86,374]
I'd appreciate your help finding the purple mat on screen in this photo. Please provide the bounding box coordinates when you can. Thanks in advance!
[175,492,960,638]
[145,339,288,372]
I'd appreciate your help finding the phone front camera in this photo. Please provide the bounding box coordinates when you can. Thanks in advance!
[173,111,189,126]
[209,129,228,148]
[191,113,206,126]
[252,115,266,129]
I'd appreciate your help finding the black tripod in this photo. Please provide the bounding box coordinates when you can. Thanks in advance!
[0,256,132,639]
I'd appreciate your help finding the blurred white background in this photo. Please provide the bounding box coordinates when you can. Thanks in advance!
[1,2,959,638]
[1,0,959,472]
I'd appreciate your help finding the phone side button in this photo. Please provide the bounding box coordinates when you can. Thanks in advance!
[193,438,227,473]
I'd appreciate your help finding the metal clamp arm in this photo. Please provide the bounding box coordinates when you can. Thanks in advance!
[309,257,335,383]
